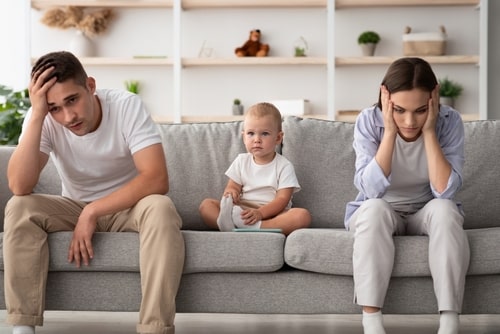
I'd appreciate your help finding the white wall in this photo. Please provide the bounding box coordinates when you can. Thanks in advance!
[2,1,498,120]
[0,0,30,91]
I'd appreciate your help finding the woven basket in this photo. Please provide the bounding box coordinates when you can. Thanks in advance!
[402,26,446,56]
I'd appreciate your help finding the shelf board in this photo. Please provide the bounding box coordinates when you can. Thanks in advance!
[31,0,172,10]
[31,57,172,66]
[182,57,327,67]
[336,55,479,66]
[30,55,477,67]
[335,0,479,8]
[182,0,326,9]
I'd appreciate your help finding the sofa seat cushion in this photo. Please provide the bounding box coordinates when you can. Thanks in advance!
[0,230,285,274]
[182,230,285,274]
[284,227,500,277]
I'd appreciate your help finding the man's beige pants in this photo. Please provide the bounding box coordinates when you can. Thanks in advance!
[348,198,470,312]
[3,193,185,334]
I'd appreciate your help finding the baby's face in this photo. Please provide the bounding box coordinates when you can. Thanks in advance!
[242,115,282,164]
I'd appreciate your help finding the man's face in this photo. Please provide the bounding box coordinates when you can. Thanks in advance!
[46,78,101,136]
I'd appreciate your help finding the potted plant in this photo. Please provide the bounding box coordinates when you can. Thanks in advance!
[439,77,463,108]
[358,31,380,56]
[0,85,30,145]
[125,80,140,94]
[41,6,114,57]
[294,36,308,57]
[232,99,244,115]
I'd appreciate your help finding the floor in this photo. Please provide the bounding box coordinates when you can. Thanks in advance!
[0,311,499,334]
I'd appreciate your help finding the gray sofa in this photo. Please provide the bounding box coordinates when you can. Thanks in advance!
[0,116,499,315]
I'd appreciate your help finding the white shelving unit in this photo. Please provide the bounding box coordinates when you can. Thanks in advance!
[30,0,486,122]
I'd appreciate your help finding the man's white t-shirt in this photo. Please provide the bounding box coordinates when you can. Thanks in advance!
[225,152,300,209]
[22,89,162,202]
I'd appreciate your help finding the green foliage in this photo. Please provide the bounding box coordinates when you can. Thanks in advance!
[439,77,463,98]
[294,47,306,57]
[0,85,30,145]
[125,80,140,94]
[358,31,381,44]
[233,98,241,105]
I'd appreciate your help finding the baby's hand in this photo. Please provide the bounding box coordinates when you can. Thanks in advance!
[223,191,240,203]
[241,208,263,225]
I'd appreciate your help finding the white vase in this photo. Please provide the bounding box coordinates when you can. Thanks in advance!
[360,43,376,57]
[69,30,95,57]
[440,96,455,108]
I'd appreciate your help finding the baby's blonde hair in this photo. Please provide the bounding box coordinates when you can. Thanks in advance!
[244,102,282,131]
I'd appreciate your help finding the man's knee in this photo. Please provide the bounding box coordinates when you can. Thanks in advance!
[4,195,42,229]
[136,195,182,230]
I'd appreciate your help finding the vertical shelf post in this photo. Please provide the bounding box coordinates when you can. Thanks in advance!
[479,0,488,120]
[25,0,32,89]
[327,0,335,120]
[173,0,182,123]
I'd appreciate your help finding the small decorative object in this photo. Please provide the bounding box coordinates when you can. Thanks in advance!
[439,77,463,108]
[358,31,380,56]
[41,6,114,57]
[268,99,311,116]
[403,26,446,56]
[69,30,94,57]
[235,29,269,57]
[294,36,308,57]
[232,99,244,115]
[198,40,214,58]
[125,80,140,94]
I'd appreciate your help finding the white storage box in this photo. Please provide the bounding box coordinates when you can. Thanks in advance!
[268,99,311,116]
[402,26,446,56]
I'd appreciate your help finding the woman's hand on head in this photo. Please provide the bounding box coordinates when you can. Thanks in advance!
[380,85,398,136]
[423,84,440,134]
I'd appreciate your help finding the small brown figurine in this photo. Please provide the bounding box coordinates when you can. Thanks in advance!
[235,29,270,57]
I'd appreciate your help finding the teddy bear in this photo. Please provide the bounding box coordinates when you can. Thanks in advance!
[235,29,270,57]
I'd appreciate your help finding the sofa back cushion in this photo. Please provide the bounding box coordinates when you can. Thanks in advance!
[282,117,357,229]
[457,120,500,229]
[158,121,246,230]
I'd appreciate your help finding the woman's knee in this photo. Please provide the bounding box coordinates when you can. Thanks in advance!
[426,199,463,228]
[352,198,395,232]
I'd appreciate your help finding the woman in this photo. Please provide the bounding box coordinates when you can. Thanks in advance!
[345,57,470,334]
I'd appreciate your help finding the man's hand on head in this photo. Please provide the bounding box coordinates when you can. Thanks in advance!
[28,64,57,119]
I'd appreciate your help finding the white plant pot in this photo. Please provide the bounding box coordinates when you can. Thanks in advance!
[360,43,377,57]
[69,30,95,57]
[439,96,455,108]
[232,104,244,115]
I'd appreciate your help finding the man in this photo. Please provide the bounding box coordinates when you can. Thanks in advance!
[3,51,185,334]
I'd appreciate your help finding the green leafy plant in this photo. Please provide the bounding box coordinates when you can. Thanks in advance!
[294,36,308,57]
[358,31,381,44]
[125,80,140,94]
[294,47,306,57]
[0,85,30,145]
[439,77,463,98]
[233,98,241,105]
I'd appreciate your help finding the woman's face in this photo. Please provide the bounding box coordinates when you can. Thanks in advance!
[390,88,430,142]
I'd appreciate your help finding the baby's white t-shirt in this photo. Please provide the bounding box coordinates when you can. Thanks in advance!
[225,152,300,209]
